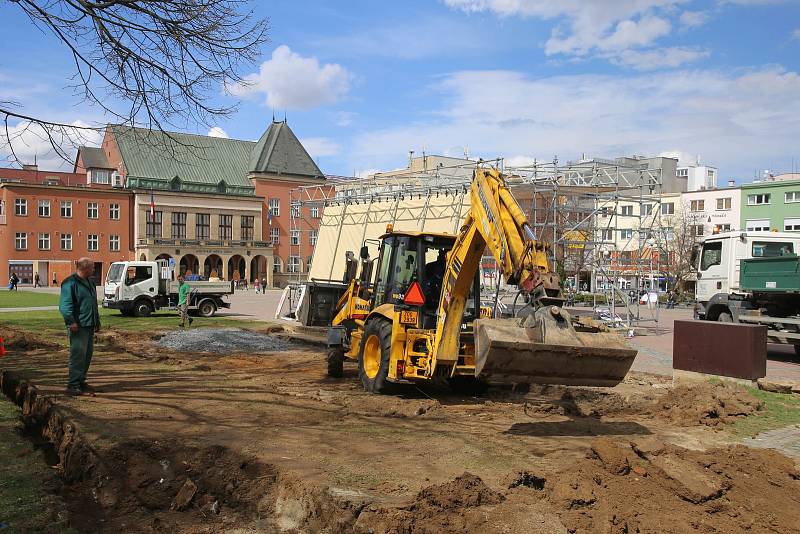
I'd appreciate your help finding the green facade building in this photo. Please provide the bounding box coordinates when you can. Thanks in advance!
[740,178,800,233]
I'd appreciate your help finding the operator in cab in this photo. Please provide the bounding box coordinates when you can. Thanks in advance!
[422,249,447,305]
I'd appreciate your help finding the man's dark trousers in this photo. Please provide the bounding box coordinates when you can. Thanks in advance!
[68,326,94,390]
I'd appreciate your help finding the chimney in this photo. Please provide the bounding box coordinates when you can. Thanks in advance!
[22,164,38,171]
[727,180,735,187]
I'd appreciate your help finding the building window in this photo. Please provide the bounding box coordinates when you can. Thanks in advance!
[310,229,318,246]
[38,199,50,217]
[311,206,320,218]
[290,229,300,245]
[60,200,72,218]
[716,197,731,210]
[38,233,50,250]
[113,172,123,187]
[620,229,633,240]
[639,230,652,241]
[268,198,280,216]
[109,234,120,251]
[620,205,633,216]
[600,229,613,241]
[109,203,120,220]
[691,224,704,237]
[785,191,800,203]
[290,202,300,218]
[746,219,771,232]
[146,211,162,238]
[661,202,675,215]
[61,233,72,251]
[14,198,27,216]
[747,193,771,206]
[196,213,210,240]
[87,202,98,219]
[270,227,280,244]
[171,212,187,239]
[219,214,232,240]
[715,224,732,233]
[288,256,301,273]
[641,204,653,216]
[690,200,704,212]
[15,232,27,250]
[90,169,111,184]
[785,218,800,232]
[677,168,688,177]
[273,256,282,273]
[662,227,675,241]
[87,234,99,251]
[241,215,254,240]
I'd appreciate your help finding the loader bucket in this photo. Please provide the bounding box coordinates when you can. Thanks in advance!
[473,307,637,387]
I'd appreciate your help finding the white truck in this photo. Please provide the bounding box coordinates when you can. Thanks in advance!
[694,231,800,355]
[103,259,234,317]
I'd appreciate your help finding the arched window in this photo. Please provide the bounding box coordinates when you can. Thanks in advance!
[170,176,181,191]
[217,180,227,194]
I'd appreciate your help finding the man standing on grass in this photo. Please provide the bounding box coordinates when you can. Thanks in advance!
[58,258,100,396]
[178,275,193,328]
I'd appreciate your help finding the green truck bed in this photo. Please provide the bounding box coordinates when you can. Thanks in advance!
[740,255,800,292]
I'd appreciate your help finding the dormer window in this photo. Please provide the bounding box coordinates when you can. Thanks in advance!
[90,169,111,184]
[170,175,181,191]
[217,180,227,194]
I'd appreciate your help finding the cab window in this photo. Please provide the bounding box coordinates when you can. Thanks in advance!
[125,265,153,285]
[700,241,722,270]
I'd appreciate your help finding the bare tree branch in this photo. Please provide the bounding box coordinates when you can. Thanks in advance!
[2,0,269,165]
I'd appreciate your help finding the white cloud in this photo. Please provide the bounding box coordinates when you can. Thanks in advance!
[232,45,351,110]
[1,119,102,170]
[207,126,229,138]
[792,28,800,40]
[301,137,341,158]
[334,111,357,127]
[350,67,800,180]
[611,46,710,70]
[679,10,710,27]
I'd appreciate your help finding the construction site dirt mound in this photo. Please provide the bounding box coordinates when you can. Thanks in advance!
[155,327,289,354]
[0,325,61,351]
[647,382,764,426]
[546,437,800,533]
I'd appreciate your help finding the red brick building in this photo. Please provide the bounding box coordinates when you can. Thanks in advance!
[0,166,133,285]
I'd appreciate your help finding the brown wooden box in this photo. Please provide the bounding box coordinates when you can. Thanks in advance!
[673,320,767,380]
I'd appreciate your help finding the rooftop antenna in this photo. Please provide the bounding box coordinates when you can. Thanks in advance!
[283,110,287,123]
[272,108,275,122]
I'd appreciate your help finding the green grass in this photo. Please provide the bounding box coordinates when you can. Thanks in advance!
[0,400,76,533]
[0,307,266,342]
[0,291,60,309]
[729,386,800,438]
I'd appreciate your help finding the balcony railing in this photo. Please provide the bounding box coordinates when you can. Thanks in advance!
[136,237,271,248]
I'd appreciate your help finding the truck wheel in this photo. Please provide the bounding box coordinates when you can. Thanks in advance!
[358,319,393,393]
[198,300,217,318]
[134,299,153,318]
[717,312,733,323]
[327,349,344,378]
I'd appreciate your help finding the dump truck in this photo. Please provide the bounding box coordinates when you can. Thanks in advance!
[103,259,233,317]
[695,231,800,356]
[326,168,637,393]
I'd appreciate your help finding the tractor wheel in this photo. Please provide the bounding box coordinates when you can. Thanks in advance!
[448,376,489,396]
[717,311,733,323]
[327,349,344,378]
[358,319,393,393]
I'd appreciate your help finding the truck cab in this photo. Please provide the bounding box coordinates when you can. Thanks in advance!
[695,231,800,321]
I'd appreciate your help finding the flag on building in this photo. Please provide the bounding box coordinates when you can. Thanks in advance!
[149,191,155,219]
[268,209,273,226]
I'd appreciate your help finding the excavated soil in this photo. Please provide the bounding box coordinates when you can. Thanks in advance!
[0,324,798,533]
[1,324,61,351]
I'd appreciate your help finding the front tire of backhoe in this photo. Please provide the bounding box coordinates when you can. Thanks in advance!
[358,319,392,393]
[327,349,344,378]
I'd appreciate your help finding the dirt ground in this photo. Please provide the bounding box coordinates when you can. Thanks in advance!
[1,323,799,533]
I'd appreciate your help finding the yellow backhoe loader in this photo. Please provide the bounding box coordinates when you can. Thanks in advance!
[326,168,636,393]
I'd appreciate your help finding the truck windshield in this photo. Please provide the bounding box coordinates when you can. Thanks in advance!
[700,241,722,270]
[107,263,124,284]
[752,241,794,257]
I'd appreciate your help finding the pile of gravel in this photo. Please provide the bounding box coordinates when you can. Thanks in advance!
[156,327,288,354]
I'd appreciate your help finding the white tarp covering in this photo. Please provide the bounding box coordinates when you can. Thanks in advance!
[308,193,471,281]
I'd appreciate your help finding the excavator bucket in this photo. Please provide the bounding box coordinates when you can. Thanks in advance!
[473,307,637,387]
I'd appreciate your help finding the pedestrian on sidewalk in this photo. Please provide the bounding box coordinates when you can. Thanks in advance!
[59,258,100,396]
[34,273,41,288]
[178,275,193,328]
[261,277,267,295]
[52,272,58,287]
[9,272,19,291]
[254,277,261,294]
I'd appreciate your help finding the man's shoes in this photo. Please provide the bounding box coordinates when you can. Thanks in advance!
[80,383,97,395]
[64,387,88,397]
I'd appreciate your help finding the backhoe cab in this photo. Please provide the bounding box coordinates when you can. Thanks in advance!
[326,168,637,394]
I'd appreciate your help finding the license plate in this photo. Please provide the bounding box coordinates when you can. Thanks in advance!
[102,301,109,308]
[400,310,418,325]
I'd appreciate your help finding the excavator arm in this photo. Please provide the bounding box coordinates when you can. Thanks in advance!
[431,167,636,386]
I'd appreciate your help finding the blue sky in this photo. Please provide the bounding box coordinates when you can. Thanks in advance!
[1,0,799,182]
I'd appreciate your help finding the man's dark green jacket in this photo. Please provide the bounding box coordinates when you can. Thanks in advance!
[59,274,100,328]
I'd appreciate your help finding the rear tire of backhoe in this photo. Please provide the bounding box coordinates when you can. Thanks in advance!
[358,319,392,394]
[327,349,344,378]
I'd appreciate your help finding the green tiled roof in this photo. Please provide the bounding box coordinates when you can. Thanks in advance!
[249,121,324,178]
[112,125,256,196]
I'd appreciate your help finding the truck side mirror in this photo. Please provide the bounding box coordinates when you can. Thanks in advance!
[360,245,370,260]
